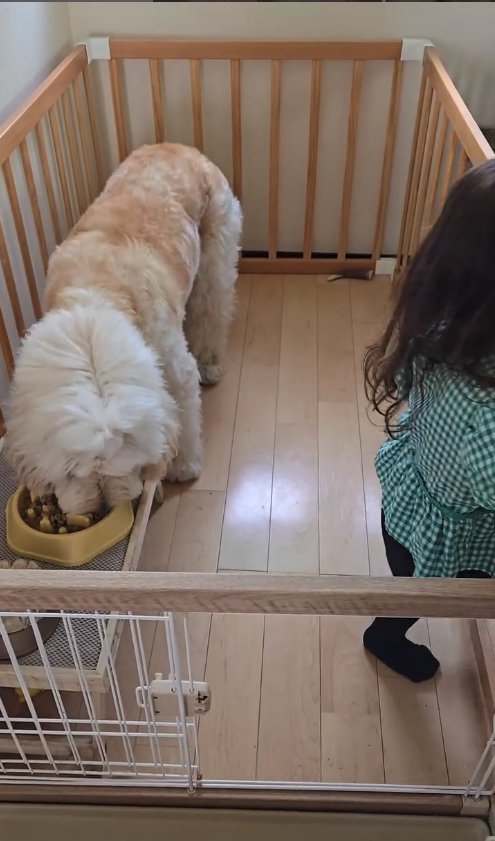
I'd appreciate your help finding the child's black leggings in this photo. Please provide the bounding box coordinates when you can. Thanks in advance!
[364,512,491,680]
[376,510,490,640]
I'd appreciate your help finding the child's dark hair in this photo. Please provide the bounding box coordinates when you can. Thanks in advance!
[365,158,495,435]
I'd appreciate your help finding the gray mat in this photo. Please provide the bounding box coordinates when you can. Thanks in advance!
[0,807,489,841]
[0,454,131,671]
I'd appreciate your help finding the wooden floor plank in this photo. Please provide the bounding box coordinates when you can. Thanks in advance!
[133,490,227,769]
[351,319,386,459]
[269,422,319,573]
[319,401,369,575]
[162,489,225,686]
[317,279,356,405]
[321,616,384,784]
[350,275,391,326]
[139,486,182,573]
[219,276,283,571]
[380,674,449,786]
[361,451,388,577]
[277,275,317,424]
[168,490,225,575]
[110,487,182,766]
[257,615,320,782]
[195,276,251,492]
[428,618,488,787]
[200,614,264,780]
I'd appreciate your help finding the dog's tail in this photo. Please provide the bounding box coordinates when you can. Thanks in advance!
[201,163,243,267]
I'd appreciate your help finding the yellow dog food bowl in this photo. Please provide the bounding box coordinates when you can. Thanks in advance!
[5,486,134,568]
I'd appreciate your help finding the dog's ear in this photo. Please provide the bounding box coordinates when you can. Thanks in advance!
[140,459,167,482]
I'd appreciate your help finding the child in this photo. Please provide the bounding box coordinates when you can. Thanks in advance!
[363,159,495,683]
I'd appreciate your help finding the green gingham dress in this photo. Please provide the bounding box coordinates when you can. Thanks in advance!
[377,362,495,578]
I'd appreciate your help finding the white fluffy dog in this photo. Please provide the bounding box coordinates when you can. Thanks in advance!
[5,143,242,513]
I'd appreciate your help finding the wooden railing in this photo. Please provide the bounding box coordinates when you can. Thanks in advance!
[106,38,405,275]
[0,45,103,427]
[0,568,494,619]
[2,40,493,423]
[396,47,494,277]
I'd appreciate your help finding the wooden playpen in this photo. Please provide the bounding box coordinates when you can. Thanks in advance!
[0,37,494,818]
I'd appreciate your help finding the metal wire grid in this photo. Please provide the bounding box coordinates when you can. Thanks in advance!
[467,715,495,799]
[1,606,495,798]
[0,611,201,790]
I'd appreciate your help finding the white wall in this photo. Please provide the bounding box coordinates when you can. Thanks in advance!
[68,1,495,126]
[67,1,495,258]
[0,2,72,123]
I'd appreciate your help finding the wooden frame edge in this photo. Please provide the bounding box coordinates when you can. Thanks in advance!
[239,258,374,275]
[0,785,484,817]
[471,618,495,730]
[109,39,403,62]
[1,571,495,618]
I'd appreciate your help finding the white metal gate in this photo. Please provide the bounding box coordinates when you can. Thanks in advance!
[0,610,209,789]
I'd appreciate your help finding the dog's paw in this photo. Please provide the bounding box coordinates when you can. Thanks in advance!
[198,362,222,386]
[166,457,202,483]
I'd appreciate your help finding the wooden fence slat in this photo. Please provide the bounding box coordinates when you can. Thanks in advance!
[410,96,441,255]
[303,60,322,260]
[440,127,458,206]
[425,109,448,227]
[62,90,86,216]
[109,58,128,163]
[230,59,242,200]
[338,60,364,261]
[2,158,41,319]
[190,59,204,151]
[456,147,469,180]
[73,77,97,202]
[83,67,104,190]
[268,60,281,260]
[399,80,433,272]
[0,219,24,336]
[19,138,49,270]
[48,105,74,229]
[396,70,427,272]
[149,59,165,144]
[34,121,62,244]
[0,303,14,377]
[372,60,403,262]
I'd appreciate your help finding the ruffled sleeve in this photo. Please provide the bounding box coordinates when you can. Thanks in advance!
[462,402,495,510]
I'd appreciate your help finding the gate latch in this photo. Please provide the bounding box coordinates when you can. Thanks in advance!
[136,673,211,716]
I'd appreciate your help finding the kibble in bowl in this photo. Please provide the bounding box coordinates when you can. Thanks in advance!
[20,489,107,535]
[6,486,135,568]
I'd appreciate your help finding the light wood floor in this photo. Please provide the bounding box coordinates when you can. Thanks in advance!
[138,273,488,787]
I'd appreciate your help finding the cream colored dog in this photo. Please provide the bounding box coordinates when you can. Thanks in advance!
[5,143,242,513]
